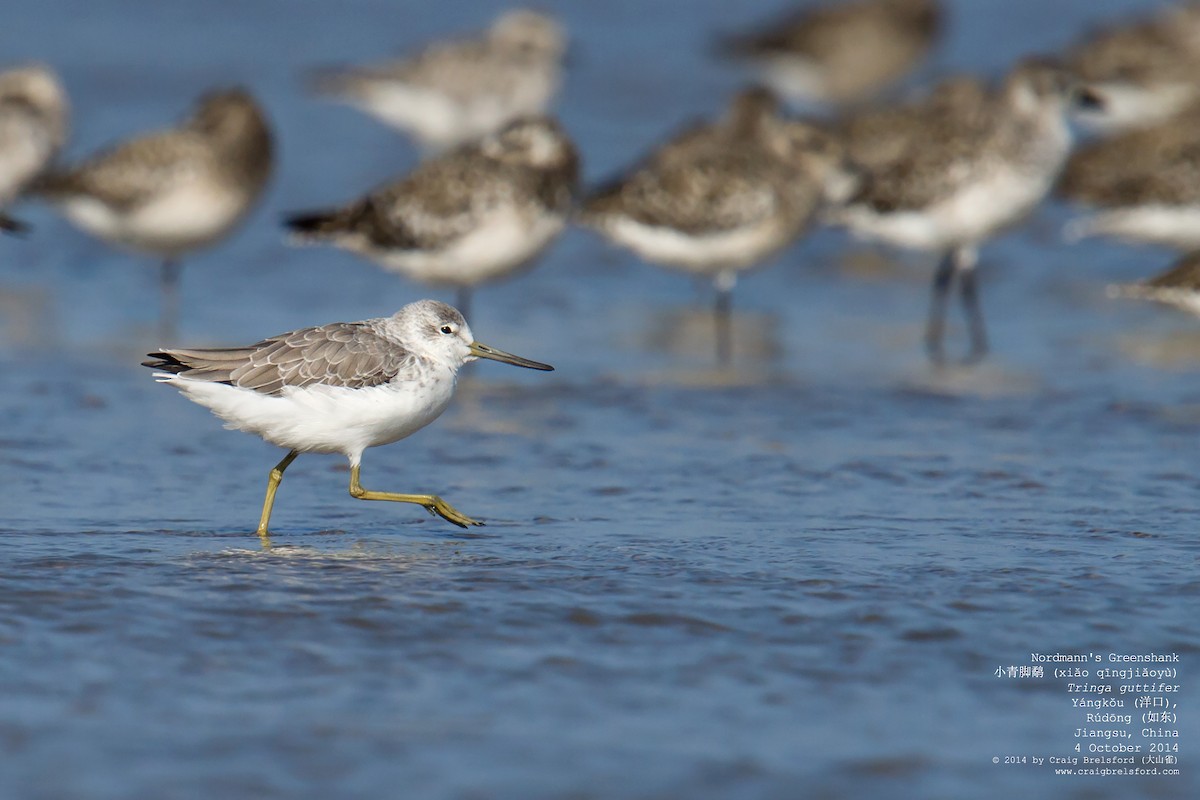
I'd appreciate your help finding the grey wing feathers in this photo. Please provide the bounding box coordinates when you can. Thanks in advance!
[145,323,413,396]
[373,151,500,246]
[585,152,785,235]
[1058,123,1200,207]
[289,150,499,252]
[37,131,212,210]
[851,124,990,212]
[365,40,510,97]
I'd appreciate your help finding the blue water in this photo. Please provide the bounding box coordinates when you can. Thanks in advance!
[1,1,1197,798]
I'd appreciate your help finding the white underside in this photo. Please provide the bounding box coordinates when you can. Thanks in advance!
[758,57,830,105]
[57,179,250,256]
[598,215,792,276]
[371,206,564,286]
[1072,82,1196,134]
[838,170,1057,252]
[351,76,556,150]
[1064,205,1200,250]
[160,371,456,465]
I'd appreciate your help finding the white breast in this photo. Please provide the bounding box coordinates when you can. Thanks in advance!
[840,169,1059,252]
[1065,205,1200,250]
[376,205,564,286]
[160,368,457,464]
[60,177,250,257]
[599,215,793,274]
[352,67,558,149]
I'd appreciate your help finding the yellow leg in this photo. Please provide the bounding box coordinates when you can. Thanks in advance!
[256,450,299,538]
[348,464,483,529]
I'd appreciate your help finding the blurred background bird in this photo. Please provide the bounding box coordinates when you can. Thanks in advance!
[580,88,854,365]
[1060,100,1200,253]
[0,64,69,234]
[308,8,567,154]
[831,59,1078,365]
[715,0,943,109]
[1066,2,1200,134]
[32,88,273,338]
[285,115,579,323]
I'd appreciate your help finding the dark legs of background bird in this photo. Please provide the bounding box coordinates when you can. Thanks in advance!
[160,258,182,341]
[925,253,954,364]
[714,270,735,367]
[715,288,732,366]
[958,264,988,364]
[0,213,29,235]
[924,246,986,366]
[455,286,472,324]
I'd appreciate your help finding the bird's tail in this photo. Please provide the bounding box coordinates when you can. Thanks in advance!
[0,213,30,235]
[25,167,80,200]
[577,173,631,226]
[1106,282,1156,302]
[283,209,344,243]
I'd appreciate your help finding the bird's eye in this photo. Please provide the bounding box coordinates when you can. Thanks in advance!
[440,325,454,335]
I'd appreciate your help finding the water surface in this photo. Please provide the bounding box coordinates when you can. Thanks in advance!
[1,1,1197,798]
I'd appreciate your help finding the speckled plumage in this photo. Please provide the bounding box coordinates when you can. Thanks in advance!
[836,59,1074,249]
[581,88,849,273]
[718,0,942,106]
[835,75,989,172]
[587,152,799,241]
[32,88,272,335]
[580,88,852,363]
[1067,3,1200,132]
[831,59,1076,363]
[1059,103,1200,250]
[1060,118,1200,207]
[286,116,578,300]
[0,64,68,230]
[35,88,272,256]
[310,8,565,151]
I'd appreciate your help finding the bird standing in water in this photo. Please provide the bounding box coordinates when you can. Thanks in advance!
[35,88,272,338]
[285,115,578,323]
[831,59,1077,364]
[0,64,69,233]
[580,88,854,364]
[143,299,553,538]
[716,0,942,108]
[308,8,566,153]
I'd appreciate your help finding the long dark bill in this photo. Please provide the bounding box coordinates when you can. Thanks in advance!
[469,341,554,371]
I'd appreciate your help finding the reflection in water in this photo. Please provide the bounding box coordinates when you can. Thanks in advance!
[898,362,1042,398]
[641,305,782,363]
[0,285,56,348]
[1,1,1198,799]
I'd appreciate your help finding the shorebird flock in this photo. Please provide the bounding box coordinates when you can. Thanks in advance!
[5,0,1200,534]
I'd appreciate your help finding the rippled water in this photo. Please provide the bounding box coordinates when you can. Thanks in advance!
[1,1,1197,798]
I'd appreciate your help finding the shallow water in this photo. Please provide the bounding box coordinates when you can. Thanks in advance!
[1,1,1197,798]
